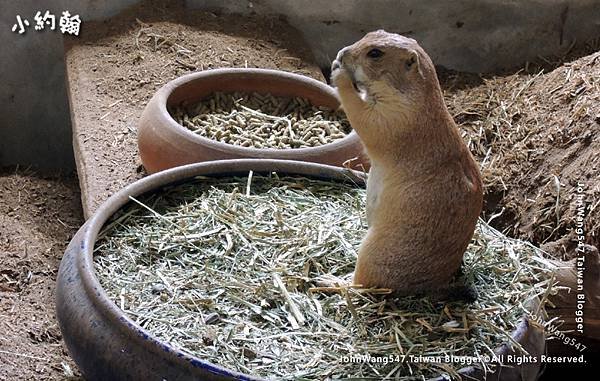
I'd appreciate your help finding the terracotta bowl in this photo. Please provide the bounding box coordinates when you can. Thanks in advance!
[138,69,367,174]
[56,159,544,381]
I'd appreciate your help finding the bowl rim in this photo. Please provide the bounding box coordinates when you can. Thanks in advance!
[156,68,360,155]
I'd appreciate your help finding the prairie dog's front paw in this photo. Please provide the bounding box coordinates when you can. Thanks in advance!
[331,63,353,90]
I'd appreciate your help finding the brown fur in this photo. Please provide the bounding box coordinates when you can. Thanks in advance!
[331,30,483,295]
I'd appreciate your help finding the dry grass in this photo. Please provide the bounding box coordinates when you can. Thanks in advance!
[443,49,600,255]
[94,174,557,380]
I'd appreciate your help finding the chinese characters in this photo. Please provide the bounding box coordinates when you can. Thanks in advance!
[12,10,81,36]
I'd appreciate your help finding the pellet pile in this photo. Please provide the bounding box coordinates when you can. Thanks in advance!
[170,92,352,149]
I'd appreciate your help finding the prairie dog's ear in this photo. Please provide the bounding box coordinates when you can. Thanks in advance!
[405,50,420,73]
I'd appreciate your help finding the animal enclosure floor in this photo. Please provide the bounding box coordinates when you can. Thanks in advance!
[65,0,324,219]
[0,168,83,380]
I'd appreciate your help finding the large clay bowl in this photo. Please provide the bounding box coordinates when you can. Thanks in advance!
[56,159,544,381]
[138,69,367,174]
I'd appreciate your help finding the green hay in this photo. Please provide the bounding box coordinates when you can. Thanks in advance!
[94,173,556,380]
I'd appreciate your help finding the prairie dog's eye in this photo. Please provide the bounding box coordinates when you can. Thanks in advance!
[366,48,384,59]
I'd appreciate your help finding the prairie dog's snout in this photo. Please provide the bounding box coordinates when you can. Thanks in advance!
[332,47,366,91]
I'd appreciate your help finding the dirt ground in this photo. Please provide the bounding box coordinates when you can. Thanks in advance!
[0,168,83,380]
[65,0,324,219]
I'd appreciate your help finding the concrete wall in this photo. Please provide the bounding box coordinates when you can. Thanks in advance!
[1,0,599,170]
[188,0,600,73]
[0,0,139,172]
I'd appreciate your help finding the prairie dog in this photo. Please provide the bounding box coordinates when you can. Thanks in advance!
[331,30,483,295]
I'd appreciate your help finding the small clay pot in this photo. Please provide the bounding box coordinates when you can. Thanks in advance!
[138,69,367,173]
[56,159,544,381]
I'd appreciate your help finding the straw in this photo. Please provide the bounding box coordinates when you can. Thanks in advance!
[94,173,556,380]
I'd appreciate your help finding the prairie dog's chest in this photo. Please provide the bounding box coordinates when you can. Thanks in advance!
[366,165,384,225]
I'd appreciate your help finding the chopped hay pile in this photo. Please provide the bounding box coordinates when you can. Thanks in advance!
[443,50,600,259]
[94,174,556,380]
